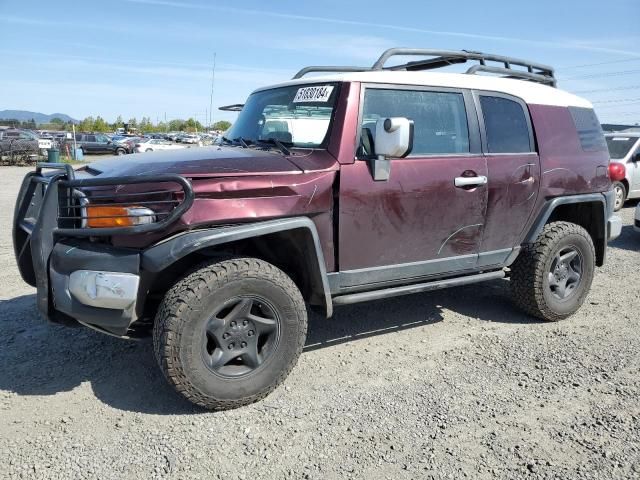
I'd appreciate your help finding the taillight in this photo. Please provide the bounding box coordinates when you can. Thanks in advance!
[609,162,626,182]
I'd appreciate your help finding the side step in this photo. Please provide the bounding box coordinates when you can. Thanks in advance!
[332,270,505,306]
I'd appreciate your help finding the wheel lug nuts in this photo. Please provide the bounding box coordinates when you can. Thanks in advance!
[222,333,229,339]
[230,321,236,327]
[248,330,254,337]
[228,343,234,349]
[241,342,247,348]
[243,320,248,326]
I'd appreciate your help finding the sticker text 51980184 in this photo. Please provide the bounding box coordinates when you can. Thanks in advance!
[293,86,334,103]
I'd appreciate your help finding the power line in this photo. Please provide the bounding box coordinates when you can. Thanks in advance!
[561,69,640,80]
[574,85,640,94]
[557,57,640,70]
[595,101,640,109]
[592,97,640,104]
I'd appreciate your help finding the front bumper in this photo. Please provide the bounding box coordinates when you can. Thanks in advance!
[48,241,143,335]
[12,163,193,336]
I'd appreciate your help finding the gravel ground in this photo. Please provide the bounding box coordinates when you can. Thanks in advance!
[1,166,638,479]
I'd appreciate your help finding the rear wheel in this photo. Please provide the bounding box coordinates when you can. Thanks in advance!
[116,148,126,156]
[510,221,595,321]
[153,257,307,410]
[612,181,626,211]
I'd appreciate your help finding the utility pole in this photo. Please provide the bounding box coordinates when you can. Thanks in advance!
[209,52,216,131]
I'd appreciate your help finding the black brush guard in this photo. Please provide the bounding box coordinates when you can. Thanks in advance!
[13,162,194,317]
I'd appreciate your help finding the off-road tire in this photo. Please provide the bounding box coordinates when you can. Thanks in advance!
[153,257,307,410]
[510,221,595,321]
[612,181,626,211]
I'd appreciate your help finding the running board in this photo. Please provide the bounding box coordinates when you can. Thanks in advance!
[332,270,505,306]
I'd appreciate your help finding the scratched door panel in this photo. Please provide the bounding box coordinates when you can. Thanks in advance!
[338,156,488,271]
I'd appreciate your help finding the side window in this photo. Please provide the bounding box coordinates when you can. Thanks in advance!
[360,89,470,157]
[480,96,532,153]
[86,135,96,142]
[75,134,82,141]
[568,106,607,152]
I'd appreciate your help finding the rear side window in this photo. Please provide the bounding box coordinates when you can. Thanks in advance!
[569,107,607,152]
[480,96,532,153]
[361,89,470,156]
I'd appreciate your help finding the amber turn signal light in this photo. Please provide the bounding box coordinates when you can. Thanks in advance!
[85,205,156,228]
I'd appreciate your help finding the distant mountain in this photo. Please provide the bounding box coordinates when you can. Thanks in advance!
[0,110,77,124]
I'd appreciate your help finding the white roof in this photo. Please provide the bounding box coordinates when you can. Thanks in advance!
[256,71,592,109]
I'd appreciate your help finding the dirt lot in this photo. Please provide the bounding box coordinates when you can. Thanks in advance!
[1,166,638,479]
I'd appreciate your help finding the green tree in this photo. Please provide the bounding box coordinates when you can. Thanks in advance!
[50,117,64,126]
[78,116,95,132]
[139,116,153,133]
[127,117,138,129]
[168,119,185,131]
[93,116,109,132]
[212,120,232,131]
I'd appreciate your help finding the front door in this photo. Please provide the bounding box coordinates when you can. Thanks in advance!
[337,86,488,290]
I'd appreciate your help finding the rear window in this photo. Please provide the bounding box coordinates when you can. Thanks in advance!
[480,96,532,153]
[569,107,607,152]
[605,136,639,159]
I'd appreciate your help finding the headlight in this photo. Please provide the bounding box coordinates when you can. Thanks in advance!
[86,205,156,228]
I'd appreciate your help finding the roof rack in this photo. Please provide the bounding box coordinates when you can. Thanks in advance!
[292,48,556,87]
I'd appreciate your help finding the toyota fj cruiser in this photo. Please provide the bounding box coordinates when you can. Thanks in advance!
[13,48,621,410]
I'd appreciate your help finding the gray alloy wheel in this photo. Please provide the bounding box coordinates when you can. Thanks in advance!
[510,221,595,321]
[153,257,307,410]
[612,181,626,211]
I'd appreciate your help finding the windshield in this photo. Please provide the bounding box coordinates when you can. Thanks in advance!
[606,136,639,159]
[225,83,340,148]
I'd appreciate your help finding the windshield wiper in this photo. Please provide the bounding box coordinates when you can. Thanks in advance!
[220,136,250,148]
[257,137,292,156]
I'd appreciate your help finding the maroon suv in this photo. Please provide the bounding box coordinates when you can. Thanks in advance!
[13,49,621,410]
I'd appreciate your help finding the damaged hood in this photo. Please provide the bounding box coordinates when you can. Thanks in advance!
[86,146,304,178]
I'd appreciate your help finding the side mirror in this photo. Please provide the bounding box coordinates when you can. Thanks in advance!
[370,117,414,181]
[634,152,640,162]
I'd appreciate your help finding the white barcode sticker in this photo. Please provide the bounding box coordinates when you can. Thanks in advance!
[293,85,334,103]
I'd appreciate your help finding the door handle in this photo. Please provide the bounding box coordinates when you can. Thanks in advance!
[454,175,488,187]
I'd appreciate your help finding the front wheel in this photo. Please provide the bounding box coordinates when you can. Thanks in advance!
[153,257,307,410]
[115,148,126,156]
[612,181,626,211]
[510,221,595,321]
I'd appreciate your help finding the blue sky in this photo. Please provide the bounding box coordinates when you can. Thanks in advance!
[0,0,638,125]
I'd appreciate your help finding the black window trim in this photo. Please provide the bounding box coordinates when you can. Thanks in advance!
[472,90,537,155]
[355,83,482,160]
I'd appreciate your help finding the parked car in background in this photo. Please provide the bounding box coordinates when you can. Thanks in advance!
[180,134,200,144]
[605,132,640,211]
[72,133,127,155]
[134,138,187,153]
[0,128,51,155]
[635,203,640,233]
[120,137,143,153]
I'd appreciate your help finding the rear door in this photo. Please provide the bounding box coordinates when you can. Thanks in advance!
[337,85,488,290]
[84,134,97,153]
[473,92,540,265]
